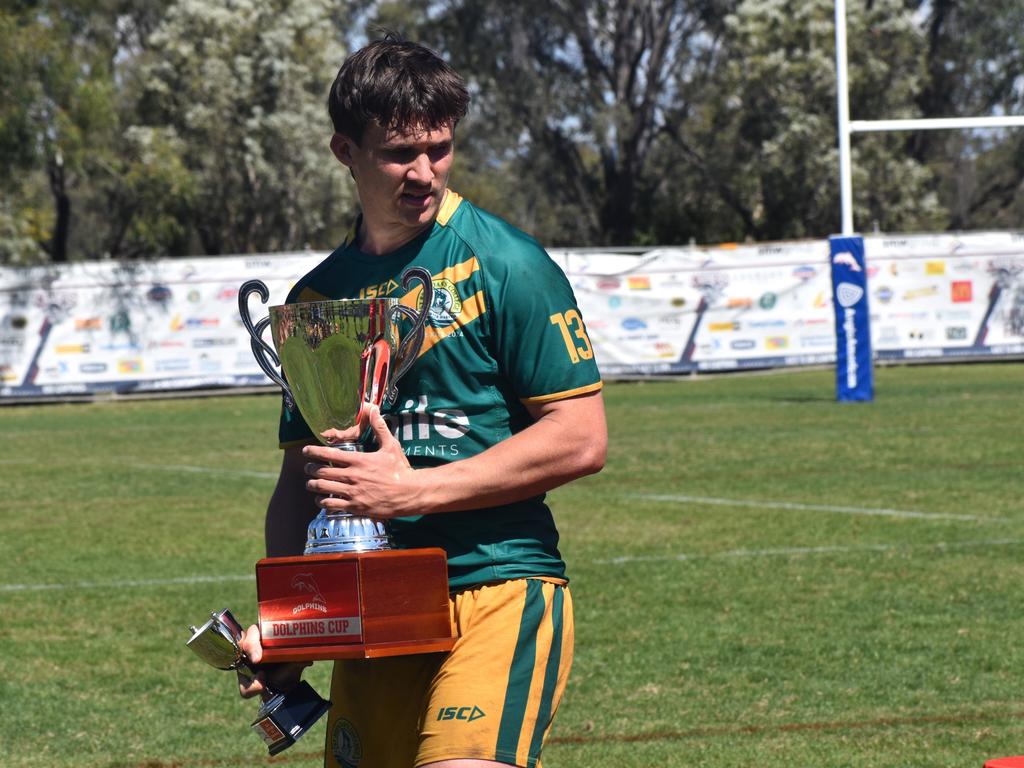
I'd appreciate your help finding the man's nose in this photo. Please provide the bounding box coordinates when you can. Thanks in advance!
[407,152,433,183]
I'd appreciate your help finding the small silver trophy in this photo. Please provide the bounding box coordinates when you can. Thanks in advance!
[186,609,331,755]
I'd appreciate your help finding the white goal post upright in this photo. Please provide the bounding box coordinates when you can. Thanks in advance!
[833,0,1024,236]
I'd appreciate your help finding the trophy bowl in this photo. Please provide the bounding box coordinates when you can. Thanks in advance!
[270,298,402,445]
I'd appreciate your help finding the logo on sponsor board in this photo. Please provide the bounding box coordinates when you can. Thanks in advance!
[925,261,946,275]
[708,322,739,332]
[147,284,172,304]
[192,337,236,348]
[945,327,968,341]
[56,343,90,354]
[903,286,939,300]
[692,270,729,302]
[627,276,651,290]
[621,317,647,331]
[951,281,973,303]
[155,358,190,372]
[758,293,777,310]
[109,311,131,333]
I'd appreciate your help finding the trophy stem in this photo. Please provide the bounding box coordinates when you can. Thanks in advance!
[306,440,392,554]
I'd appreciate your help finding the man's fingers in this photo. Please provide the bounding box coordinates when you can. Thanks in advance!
[237,670,265,699]
[367,404,395,446]
[240,624,263,666]
[303,444,354,464]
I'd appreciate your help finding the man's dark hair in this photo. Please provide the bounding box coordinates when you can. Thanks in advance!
[328,36,470,143]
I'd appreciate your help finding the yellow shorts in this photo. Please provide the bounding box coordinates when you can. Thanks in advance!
[323,578,573,768]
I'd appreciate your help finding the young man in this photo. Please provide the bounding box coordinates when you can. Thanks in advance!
[239,37,606,768]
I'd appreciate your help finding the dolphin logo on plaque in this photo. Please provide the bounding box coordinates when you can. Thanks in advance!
[186,267,455,755]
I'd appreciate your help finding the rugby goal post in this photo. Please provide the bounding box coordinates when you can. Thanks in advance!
[830,0,1024,402]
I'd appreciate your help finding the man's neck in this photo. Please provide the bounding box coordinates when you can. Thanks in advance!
[356,218,432,256]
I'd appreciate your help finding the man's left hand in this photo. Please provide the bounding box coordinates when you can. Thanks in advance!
[302,405,417,519]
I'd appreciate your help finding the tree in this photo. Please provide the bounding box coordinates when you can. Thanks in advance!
[138,0,355,256]
[908,0,1024,229]
[654,0,944,240]
[376,0,735,246]
[0,3,119,262]
[0,0,200,263]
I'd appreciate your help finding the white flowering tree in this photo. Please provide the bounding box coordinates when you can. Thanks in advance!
[137,0,354,255]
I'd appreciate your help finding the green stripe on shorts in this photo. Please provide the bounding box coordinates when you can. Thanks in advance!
[496,579,545,759]
[526,585,564,767]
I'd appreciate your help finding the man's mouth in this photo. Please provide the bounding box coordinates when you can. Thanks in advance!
[402,188,433,205]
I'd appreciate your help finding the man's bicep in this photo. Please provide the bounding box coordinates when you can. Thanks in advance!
[525,390,607,470]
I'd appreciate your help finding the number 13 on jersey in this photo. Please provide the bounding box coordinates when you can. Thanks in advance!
[550,310,594,364]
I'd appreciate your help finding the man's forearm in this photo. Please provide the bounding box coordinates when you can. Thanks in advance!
[301,392,607,520]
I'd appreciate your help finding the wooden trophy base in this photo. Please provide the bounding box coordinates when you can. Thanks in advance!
[255,548,456,662]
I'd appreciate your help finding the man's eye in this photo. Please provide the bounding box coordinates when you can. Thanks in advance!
[384,149,416,162]
[428,144,452,162]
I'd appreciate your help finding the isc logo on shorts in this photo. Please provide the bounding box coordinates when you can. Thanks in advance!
[436,705,486,722]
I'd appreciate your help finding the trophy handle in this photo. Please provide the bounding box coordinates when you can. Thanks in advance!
[239,280,296,412]
[387,266,434,405]
[356,338,391,431]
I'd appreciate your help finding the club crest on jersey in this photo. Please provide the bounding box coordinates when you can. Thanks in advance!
[418,278,462,328]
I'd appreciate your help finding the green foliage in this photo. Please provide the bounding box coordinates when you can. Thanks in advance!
[1,364,1023,766]
[0,0,1021,259]
[135,0,355,255]
[909,0,1024,230]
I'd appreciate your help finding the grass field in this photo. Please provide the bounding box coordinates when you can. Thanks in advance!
[2,363,1023,767]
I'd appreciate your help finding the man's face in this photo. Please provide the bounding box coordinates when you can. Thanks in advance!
[332,121,454,246]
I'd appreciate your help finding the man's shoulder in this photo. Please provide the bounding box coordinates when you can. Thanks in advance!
[442,193,548,267]
[285,236,356,303]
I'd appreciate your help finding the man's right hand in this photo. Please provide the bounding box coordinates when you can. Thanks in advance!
[236,624,311,700]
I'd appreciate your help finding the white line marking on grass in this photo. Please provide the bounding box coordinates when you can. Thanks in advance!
[9,539,1024,592]
[0,573,254,593]
[130,463,278,480]
[598,538,1024,565]
[634,493,1006,523]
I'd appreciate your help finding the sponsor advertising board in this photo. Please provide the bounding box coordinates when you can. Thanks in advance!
[1,232,1022,398]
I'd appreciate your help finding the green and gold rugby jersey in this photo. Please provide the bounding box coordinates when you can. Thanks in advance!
[278,191,602,591]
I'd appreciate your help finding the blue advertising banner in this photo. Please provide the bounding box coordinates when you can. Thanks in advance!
[829,235,873,401]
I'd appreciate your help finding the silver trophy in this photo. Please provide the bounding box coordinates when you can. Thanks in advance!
[239,266,434,554]
[186,609,331,755]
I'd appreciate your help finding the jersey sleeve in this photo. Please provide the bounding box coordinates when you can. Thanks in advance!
[484,238,602,403]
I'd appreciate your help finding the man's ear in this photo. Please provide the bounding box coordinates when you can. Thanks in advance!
[330,133,356,168]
